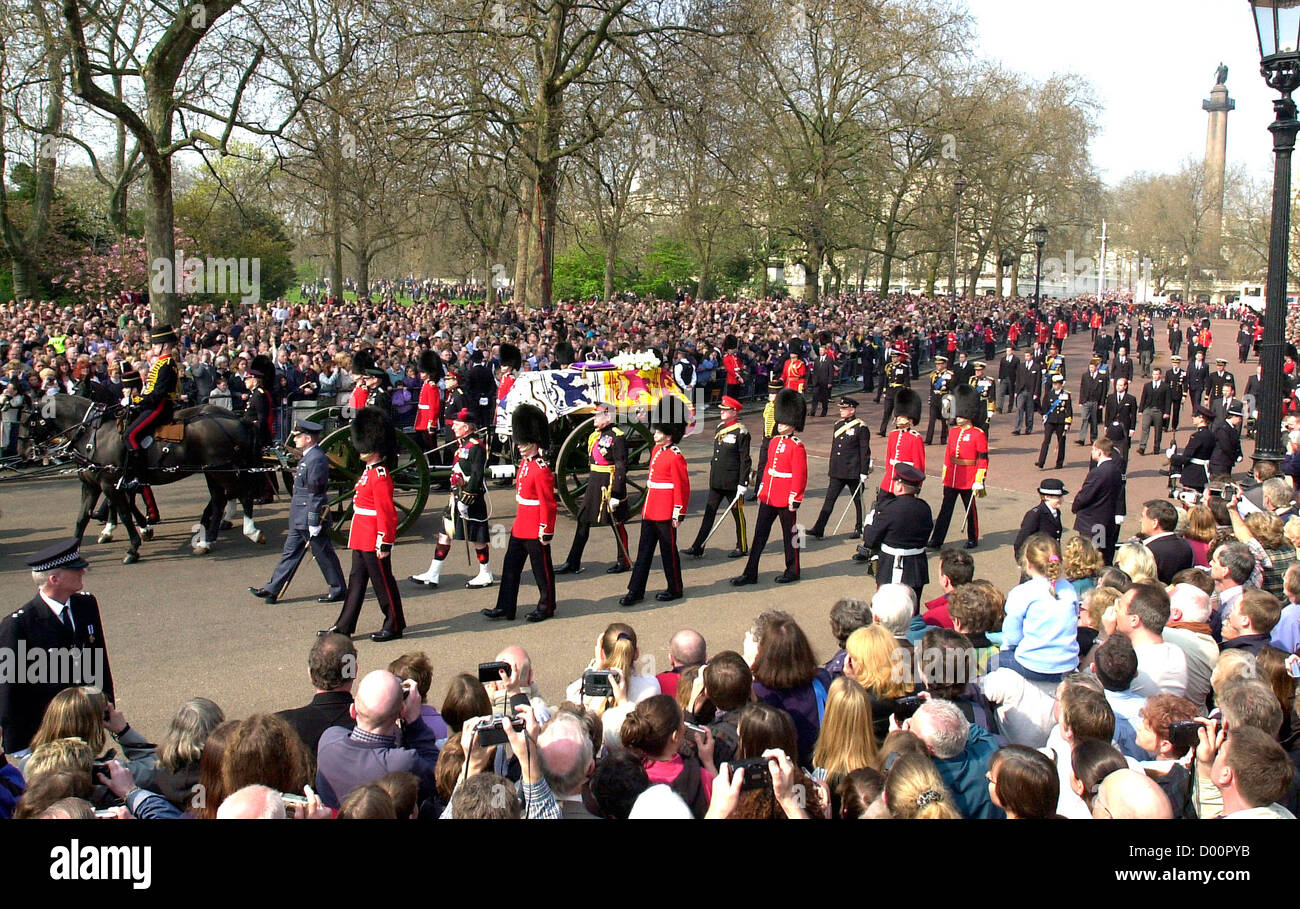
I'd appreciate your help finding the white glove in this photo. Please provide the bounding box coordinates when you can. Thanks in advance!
[1165,444,1176,458]
[971,482,984,493]
[736,485,747,497]
[309,524,321,538]
[457,501,469,518]
[608,497,620,509]
[859,474,868,484]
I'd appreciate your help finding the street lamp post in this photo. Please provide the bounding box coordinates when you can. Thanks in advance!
[1249,0,1300,464]
[952,173,967,305]
[1032,224,1048,312]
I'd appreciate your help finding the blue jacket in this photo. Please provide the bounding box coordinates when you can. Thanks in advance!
[934,724,1005,819]
[290,443,331,530]
[0,757,24,819]
[1001,577,1080,675]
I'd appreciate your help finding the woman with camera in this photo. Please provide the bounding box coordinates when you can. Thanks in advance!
[620,694,715,819]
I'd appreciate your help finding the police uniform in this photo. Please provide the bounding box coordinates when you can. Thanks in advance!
[621,414,690,605]
[684,397,751,558]
[856,463,933,606]
[878,354,912,435]
[437,372,468,473]
[558,409,632,573]
[1169,405,1217,492]
[483,405,557,622]
[809,397,871,537]
[252,420,346,604]
[733,390,807,585]
[928,386,988,549]
[925,356,954,445]
[324,408,406,642]
[0,541,114,753]
[1013,479,1066,559]
[1037,375,1072,470]
[1209,405,1245,478]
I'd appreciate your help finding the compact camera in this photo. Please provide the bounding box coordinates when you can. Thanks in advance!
[473,714,525,747]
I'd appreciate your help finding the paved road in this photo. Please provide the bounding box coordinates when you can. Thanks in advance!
[0,318,1252,739]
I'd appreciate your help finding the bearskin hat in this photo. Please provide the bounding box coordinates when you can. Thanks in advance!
[774,388,807,432]
[818,330,832,346]
[789,338,805,358]
[499,342,522,372]
[651,395,691,444]
[953,384,982,423]
[351,406,397,467]
[251,355,275,381]
[724,334,738,351]
[554,341,576,367]
[352,348,375,376]
[418,349,439,375]
[895,387,922,425]
[511,403,550,449]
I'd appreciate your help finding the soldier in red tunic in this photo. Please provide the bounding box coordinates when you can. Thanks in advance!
[722,334,744,400]
[321,407,406,642]
[414,349,441,463]
[732,389,807,586]
[620,405,690,606]
[876,387,925,507]
[348,349,375,412]
[927,385,988,550]
[782,339,808,393]
[483,404,558,622]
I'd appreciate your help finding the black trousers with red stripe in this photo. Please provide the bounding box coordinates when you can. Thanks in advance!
[929,486,978,546]
[334,549,406,634]
[740,502,800,581]
[495,535,556,617]
[627,518,682,598]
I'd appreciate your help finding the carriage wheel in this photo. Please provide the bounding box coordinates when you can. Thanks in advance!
[555,417,654,518]
[319,425,430,544]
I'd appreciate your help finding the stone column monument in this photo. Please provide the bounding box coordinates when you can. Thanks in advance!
[1200,63,1234,267]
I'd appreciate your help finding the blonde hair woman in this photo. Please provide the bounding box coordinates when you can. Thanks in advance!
[1062,534,1104,596]
[811,676,878,798]
[565,623,660,746]
[884,752,962,819]
[844,624,919,741]
[1114,542,1157,584]
[19,687,157,790]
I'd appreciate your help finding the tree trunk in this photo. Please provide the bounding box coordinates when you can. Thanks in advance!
[513,176,533,308]
[1009,261,1021,300]
[879,230,899,296]
[531,155,559,307]
[604,241,617,302]
[925,255,938,296]
[994,258,1005,298]
[143,156,177,326]
[10,257,35,300]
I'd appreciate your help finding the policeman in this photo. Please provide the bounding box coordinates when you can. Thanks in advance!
[855,463,933,608]
[878,350,911,435]
[732,389,807,586]
[748,376,783,502]
[409,407,493,589]
[1036,373,1072,470]
[809,396,871,538]
[1167,403,1216,494]
[319,407,407,642]
[927,386,987,550]
[970,361,996,437]
[482,404,558,622]
[121,323,180,507]
[925,354,954,446]
[876,387,925,507]
[557,401,632,574]
[683,395,751,559]
[249,419,346,604]
[620,405,690,606]
[1013,478,1066,560]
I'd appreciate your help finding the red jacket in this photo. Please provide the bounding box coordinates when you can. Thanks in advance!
[1053,320,1068,340]
[414,382,440,431]
[498,373,515,404]
[759,433,807,508]
[348,462,398,551]
[512,455,557,539]
[1036,322,1050,344]
[348,385,369,412]
[1091,313,1102,329]
[782,358,807,393]
[644,443,690,521]
[880,428,925,492]
[723,353,742,385]
[942,423,989,490]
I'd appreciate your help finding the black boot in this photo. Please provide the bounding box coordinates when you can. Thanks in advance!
[119,449,144,491]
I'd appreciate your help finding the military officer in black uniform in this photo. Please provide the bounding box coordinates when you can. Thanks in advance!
[249,420,346,604]
[242,361,274,451]
[1104,377,1138,470]
[1,540,114,753]
[1209,401,1245,480]
[878,350,911,436]
[854,463,933,608]
[1168,403,1216,495]
[435,368,468,481]
[925,355,955,446]
[1166,355,1187,433]
[1013,478,1066,560]
[809,396,872,538]
[1037,373,1073,470]
[683,395,752,559]
[971,362,996,437]
[465,348,498,428]
[557,401,632,573]
[1207,359,1236,404]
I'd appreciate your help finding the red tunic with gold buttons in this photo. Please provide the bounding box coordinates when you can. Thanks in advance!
[512,454,557,539]
[414,381,440,431]
[347,462,397,551]
[782,357,807,393]
[759,434,807,508]
[643,443,690,520]
[942,424,989,491]
[348,384,369,412]
[879,428,926,492]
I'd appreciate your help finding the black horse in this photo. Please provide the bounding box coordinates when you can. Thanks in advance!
[28,394,269,563]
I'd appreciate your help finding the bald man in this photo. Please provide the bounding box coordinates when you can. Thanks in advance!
[484,645,552,723]
[1092,769,1174,819]
[217,784,286,819]
[537,713,598,818]
[315,669,440,808]
[656,629,707,699]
